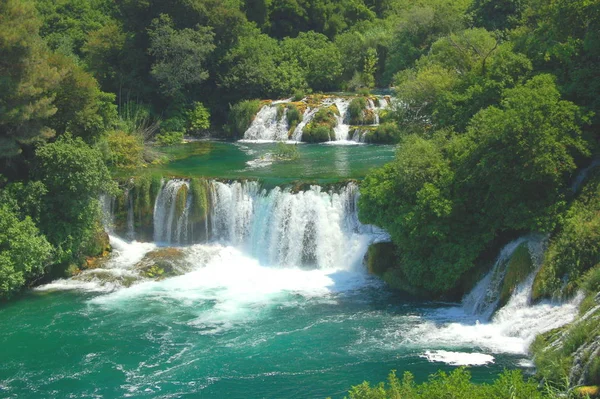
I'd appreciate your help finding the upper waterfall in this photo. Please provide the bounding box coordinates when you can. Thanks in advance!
[241,94,393,143]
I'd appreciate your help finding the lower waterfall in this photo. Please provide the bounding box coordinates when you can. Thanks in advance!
[120,179,389,270]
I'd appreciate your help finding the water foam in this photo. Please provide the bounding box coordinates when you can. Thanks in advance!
[421,350,495,366]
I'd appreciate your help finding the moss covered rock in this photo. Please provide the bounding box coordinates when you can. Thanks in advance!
[365,242,397,275]
[499,243,534,306]
[135,247,189,279]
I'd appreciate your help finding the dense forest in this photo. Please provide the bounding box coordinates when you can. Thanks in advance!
[1,0,600,396]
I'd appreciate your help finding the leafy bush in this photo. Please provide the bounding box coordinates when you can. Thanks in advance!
[533,169,600,300]
[348,97,367,125]
[155,131,184,146]
[345,368,549,399]
[364,122,401,144]
[286,104,302,128]
[0,202,53,299]
[303,125,331,143]
[34,135,116,263]
[274,142,299,160]
[106,130,144,169]
[186,102,210,133]
[161,116,186,134]
[292,90,305,102]
[227,100,262,138]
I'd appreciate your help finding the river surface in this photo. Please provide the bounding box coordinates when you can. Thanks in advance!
[145,141,396,185]
[0,242,540,399]
[0,143,580,398]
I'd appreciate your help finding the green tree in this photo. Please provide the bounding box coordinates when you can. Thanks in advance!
[0,0,60,158]
[148,14,215,99]
[461,74,589,233]
[186,102,211,134]
[47,53,117,142]
[281,31,342,91]
[34,136,116,262]
[220,27,305,99]
[0,201,53,299]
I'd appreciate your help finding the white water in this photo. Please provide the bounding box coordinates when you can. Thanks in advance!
[462,237,532,319]
[332,98,351,141]
[153,179,191,245]
[36,235,156,293]
[244,96,392,143]
[209,181,384,268]
[291,107,318,142]
[48,183,583,371]
[243,105,290,141]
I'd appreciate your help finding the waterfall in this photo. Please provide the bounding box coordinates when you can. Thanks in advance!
[147,179,385,268]
[209,181,381,268]
[292,107,318,141]
[462,237,545,320]
[100,194,116,233]
[243,104,289,141]
[333,98,351,141]
[126,189,135,241]
[153,179,191,245]
[243,96,393,143]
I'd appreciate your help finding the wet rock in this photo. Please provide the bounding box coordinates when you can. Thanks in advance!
[135,247,190,279]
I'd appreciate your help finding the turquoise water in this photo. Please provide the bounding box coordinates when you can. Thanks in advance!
[0,259,520,399]
[1,143,575,399]
[148,141,396,184]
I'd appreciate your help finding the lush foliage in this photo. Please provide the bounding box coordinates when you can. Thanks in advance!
[360,74,589,295]
[342,368,563,399]
[0,202,53,298]
[533,169,600,300]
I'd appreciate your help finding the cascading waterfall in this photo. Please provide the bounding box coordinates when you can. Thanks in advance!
[243,96,393,143]
[100,194,116,233]
[209,181,383,268]
[292,107,318,141]
[146,178,385,268]
[243,105,290,141]
[153,179,192,244]
[462,237,546,320]
[126,189,135,241]
[332,98,351,141]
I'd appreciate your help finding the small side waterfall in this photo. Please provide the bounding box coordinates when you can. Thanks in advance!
[462,236,546,319]
[243,104,290,141]
[333,98,351,141]
[291,107,318,141]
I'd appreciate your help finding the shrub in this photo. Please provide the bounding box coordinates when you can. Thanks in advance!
[292,90,305,102]
[274,142,299,160]
[155,131,184,146]
[286,104,302,128]
[106,130,144,168]
[186,102,210,133]
[345,368,548,399]
[348,97,367,125]
[227,100,262,137]
[161,116,186,134]
[303,125,331,143]
[0,202,53,299]
[365,122,401,144]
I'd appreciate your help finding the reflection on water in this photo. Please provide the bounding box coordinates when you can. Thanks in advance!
[148,141,395,184]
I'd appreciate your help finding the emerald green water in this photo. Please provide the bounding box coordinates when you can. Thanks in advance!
[147,141,395,184]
